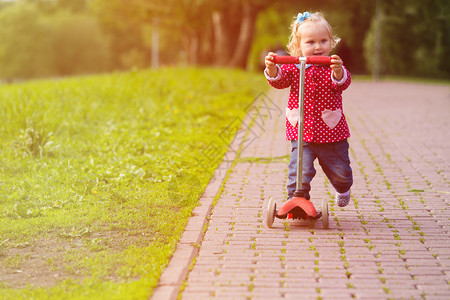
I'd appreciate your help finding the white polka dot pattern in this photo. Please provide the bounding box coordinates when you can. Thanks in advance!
[267,65,351,143]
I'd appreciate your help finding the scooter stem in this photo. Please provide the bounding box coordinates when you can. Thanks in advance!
[295,61,306,194]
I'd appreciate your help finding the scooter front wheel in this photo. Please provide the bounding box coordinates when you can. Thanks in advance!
[266,197,276,228]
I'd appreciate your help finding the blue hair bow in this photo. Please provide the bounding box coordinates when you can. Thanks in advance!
[297,11,311,23]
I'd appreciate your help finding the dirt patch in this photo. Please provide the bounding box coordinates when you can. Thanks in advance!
[0,239,79,289]
[0,230,153,289]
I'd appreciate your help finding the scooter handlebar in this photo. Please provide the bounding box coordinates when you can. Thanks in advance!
[306,56,332,65]
[272,56,332,66]
[272,56,299,64]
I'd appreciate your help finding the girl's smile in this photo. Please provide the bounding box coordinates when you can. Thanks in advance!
[300,23,331,57]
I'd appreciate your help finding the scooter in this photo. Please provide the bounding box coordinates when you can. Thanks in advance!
[266,56,331,229]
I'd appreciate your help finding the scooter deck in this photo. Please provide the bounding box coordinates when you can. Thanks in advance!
[275,197,322,220]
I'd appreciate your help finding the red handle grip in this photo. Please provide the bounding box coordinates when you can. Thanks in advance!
[272,56,299,64]
[272,56,332,65]
[306,56,332,65]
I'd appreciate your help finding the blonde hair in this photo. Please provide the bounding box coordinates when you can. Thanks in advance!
[287,12,340,57]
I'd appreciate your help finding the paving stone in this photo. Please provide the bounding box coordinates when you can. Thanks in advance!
[152,83,450,299]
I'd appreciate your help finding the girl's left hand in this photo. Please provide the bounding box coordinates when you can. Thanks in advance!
[330,55,344,80]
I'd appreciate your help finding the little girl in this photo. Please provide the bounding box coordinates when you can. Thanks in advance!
[264,11,352,207]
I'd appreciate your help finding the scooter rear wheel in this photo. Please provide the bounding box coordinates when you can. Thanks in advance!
[321,198,329,229]
[266,197,276,228]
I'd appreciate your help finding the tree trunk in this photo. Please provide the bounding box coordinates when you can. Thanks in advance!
[373,0,382,80]
[212,10,230,66]
[188,35,199,65]
[228,2,258,69]
[211,1,262,69]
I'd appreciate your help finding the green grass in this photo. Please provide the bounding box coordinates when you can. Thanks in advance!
[0,67,267,299]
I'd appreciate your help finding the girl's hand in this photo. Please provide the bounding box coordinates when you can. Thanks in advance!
[265,52,278,77]
[330,55,344,80]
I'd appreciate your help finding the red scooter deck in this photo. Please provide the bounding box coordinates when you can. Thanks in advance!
[266,196,327,228]
[276,197,321,220]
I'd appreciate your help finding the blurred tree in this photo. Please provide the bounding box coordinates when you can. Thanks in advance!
[7,0,87,13]
[140,0,213,65]
[55,0,88,12]
[0,2,110,80]
[364,0,449,78]
[90,0,273,68]
[89,0,151,69]
[88,0,376,71]
[48,11,110,75]
[249,8,293,71]
[325,0,375,74]
[209,0,271,68]
[0,3,54,79]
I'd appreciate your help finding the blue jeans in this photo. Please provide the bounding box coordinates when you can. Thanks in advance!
[287,139,353,200]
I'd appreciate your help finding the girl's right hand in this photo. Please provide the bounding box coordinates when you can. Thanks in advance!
[265,52,278,77]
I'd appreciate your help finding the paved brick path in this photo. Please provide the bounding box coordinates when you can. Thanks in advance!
[152,82,450,300]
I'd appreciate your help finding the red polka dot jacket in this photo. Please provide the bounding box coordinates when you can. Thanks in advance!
[265,64,352,143]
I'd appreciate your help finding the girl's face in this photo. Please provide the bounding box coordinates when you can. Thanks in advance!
[300,22,331,57]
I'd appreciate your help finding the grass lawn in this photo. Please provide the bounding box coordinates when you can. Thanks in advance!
[0,67,267,299]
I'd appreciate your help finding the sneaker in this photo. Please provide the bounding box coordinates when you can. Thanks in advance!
[336,190,351,207]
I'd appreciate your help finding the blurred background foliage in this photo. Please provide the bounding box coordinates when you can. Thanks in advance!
[0,0,448,80]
